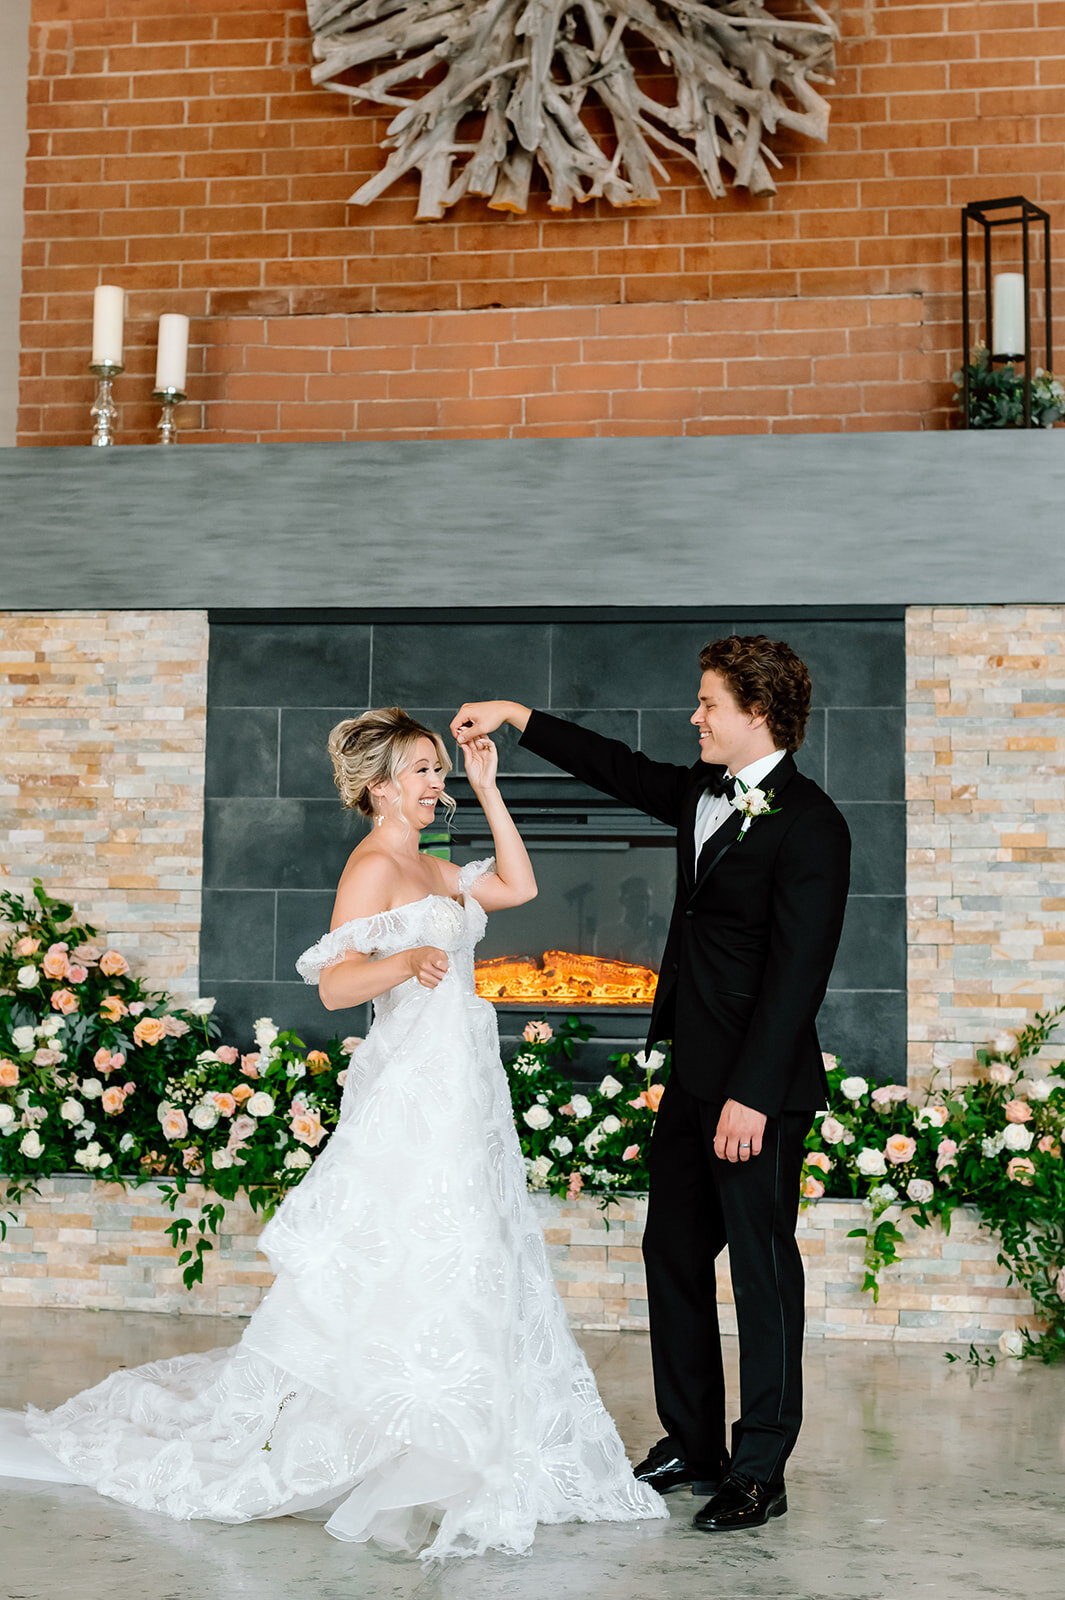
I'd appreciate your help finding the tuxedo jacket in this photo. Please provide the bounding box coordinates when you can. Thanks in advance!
[519,711,851,1117]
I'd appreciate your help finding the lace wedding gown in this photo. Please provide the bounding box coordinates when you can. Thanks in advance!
[0,860,665,1560]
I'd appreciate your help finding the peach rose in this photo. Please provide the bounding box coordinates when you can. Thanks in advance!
[51,988,79,1015]
[622,1144,641,1161]
[645,1083,665,1112]
[215,1045,239,1066]
[240,1053,260,1078]
[99,950,130,978]
[566,1171,583,1198]
[93,1047,113,1071]
[306,1050,330,1074]
[0,1059,19,1088]
[212,1092,237,1118]
[1006,1156,1035,1184]
[1037,1135,1061,1156]
[42,944,70,980]
[523,1021,554,1043]
[66,965,88,985]
[160,1106,188,1140]
[1004,1099,1032,1124]
[232,1082,254,1104]
[802,1175,826,1200]
[806,1151,832,1173]
[101,1086,127,1114]
[100,995,127,1022]
[885,1134,917,1166]
[181,1146,204,1175]
[290,1107,326,1149]
[133,1017,166,1047]
[13,936,40,956]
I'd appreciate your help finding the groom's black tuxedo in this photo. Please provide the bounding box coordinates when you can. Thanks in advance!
[519,710,851,1485]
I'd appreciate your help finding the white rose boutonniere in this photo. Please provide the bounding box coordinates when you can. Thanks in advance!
[730,779,782,840]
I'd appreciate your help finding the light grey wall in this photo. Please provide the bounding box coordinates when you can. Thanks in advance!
[1,432,1063,606]
[0,1,30,448]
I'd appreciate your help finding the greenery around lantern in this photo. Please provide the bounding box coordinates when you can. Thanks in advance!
[955,342,1065,428]
[1,884,1063,1360]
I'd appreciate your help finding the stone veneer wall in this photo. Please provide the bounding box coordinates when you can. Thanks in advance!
[0,611,208,993]
[907,607,1065,1093]
[0,1180,1036,1346]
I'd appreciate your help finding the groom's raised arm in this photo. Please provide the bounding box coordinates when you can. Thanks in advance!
[451,701,691,829]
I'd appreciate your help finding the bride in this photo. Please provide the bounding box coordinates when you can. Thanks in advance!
[0,707,666,1560]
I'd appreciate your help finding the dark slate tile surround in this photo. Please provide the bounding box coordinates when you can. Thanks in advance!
[203,612,906,1082]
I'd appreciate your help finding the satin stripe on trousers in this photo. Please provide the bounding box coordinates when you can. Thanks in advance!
[642,1078,812,1484]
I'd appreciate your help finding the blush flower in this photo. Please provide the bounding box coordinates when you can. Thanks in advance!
[51,989,79,1015]
[1004,1098,1032,1124]
[230,1114,257,1142]
[100,995,127,1022]
[906,1177,934,1204]
[181,1147,204,1175]
[99,950,130,978]
[566,1171,583,1198]
[160,1106,188,1141]
[988,1061,1014,1086]
[622,1144,641,1161]
[13,936,40,956]
[212,1092,237,1118]
[884,1134,917,1166]
[820,1115,847,1144]
[101,1086,128,1115]
[42,944,70,980]
[241,1053,261,1078]
[33,1047,64,1068]
[806,1151,832,1173]
[802,1175,825,1200]
[936,1138,959,1171]
[523,1021,554,1043]
[160,1015,190,1038]
[0,1060,19,1088]
[66,964,88,985]
[213,1044,238,1066]
[1006,1156,1036,1185]
[1037,1135,1061,1156]
[290,1106,326,1148]
[133,1017,166,1047]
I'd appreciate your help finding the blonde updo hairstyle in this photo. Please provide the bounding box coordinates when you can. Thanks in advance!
[327,707,455,825]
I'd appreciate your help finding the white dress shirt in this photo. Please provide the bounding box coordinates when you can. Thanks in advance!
[693,749,787,863]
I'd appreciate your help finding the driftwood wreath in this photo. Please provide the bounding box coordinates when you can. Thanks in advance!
[306,0,838,219]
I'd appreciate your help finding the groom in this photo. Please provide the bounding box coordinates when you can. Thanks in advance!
[452,634,850,1532]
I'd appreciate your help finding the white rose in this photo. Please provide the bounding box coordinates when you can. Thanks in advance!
[820,1116,847,1144]
[0,1105,16,1129]
[840,1076,869,1101]
[525,1153,554,1189]
[59,1098,85,1125]
[191,1100,219,1131]
[868,1182,898,1206]
[1027,1078,1053,1103]
[856,1146,887,1177]
[118,1132,135,1153]
[736,784,771,816]
[524,1104,553,1131]
[598,1075,623,1098]
[38,1016,64,1038]
[512,1052,541,1076]
[998,1329,1025,1358]
[549,1135,573,1157]
[187,997,216,1017]
[599,1114,621,1135]
[1002,1122,1033,1152]
[981,1131,1006,1157]
[77,1120,96,1140]
[80,1078,104,1100]
[569,1094,592,1119]
[16,965,39,988]
[914,1104,949,1129]
[97,1151,112,1169]
[285,1060,307,1079]
[246,1092,275,1118]
[11,1026,36,1052]
[196,1050,219,1065]
[990,1030,1016,1057]
[340,1036,363,1055]
[583,1129,604,1154]
[283,1147,312,1169]
[906,1178,935,1204]
[74,1146,95,1169]
[988,1062,1013,1086]
[211,1148,234,1170]
[19,1129,43,1158]
[253,1017,279,1049]
[633,1048,666,1073]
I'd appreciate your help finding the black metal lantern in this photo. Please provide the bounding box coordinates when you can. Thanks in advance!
[960,195,1053,428]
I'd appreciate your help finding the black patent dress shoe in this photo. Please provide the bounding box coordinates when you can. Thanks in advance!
[634,1438,729,1496]
[692,1470,787,1531]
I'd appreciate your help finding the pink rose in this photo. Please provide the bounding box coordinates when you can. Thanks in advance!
[1004,1099,1032,1124]
[1006,1156,1035,1184]
[0,1059,19,1088]
[65,964,88,985]
[1037,1135,1061,1156]
[42,943,70,980]
[181,1146,204,1175]
[622,1144,641,1161]
[290,1107,326,1149]
[160,1015,190,1038]
[50,988,79,1015]
[241,1053,260,1078]
[93,1047,113,1071]
[212,1092,236,1117]
[72,944,101,966]
[13,936,40,956]
[160,1107,188,1141]
[566,1171,583,1198]
[101,1086,127,1114]
[230,1114,257,1142]
[33,1047,63,1068]
[523,1021,554,1043]
[936,1138,959,1170]
[110,1051,126,1071]
[885,1134,917,1166]
[215,1045,239,1065]
[806,1151,832,1173]
[988,1062,1013,1086]
[99,950,130,978]
[128,1001,147,1016]
[802,1175,825,1199]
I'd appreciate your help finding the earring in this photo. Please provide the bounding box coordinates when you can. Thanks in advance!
[374,814,384,828]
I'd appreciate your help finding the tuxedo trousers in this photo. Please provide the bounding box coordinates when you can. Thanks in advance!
[642,1078,812,1485]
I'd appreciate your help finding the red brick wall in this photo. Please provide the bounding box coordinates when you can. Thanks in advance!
[18,0,1065,444]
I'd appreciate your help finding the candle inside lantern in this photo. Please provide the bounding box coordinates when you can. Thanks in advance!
[992,272,1026,360]
[91,285,124,367]
[155,313,190,393]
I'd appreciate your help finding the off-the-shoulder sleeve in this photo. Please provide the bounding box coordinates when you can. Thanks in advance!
[295,917,379,985]
[458,856,497,896]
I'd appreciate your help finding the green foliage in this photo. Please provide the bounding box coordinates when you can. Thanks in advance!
[954,343,1065,429]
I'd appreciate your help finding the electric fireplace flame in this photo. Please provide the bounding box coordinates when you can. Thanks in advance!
[475,952,659,1008]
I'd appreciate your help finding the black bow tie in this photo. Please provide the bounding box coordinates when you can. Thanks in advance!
[705,770,737,800]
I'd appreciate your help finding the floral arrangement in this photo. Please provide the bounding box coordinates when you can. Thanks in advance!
[2,884,1063,1358]
[954,342,1065,429]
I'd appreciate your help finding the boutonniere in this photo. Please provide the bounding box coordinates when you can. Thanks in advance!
[730,779,782,841]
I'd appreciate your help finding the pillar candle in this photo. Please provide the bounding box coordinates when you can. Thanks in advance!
[155,313,190,393]
[91,285,124,367]
[992,272,1026,360]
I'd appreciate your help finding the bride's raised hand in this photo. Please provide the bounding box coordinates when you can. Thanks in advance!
[461,734,498,792]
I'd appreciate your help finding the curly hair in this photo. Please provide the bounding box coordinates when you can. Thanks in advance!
[698,635,811,751]
[327,707,455,820]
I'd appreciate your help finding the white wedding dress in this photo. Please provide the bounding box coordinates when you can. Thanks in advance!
[0,860,665,1560]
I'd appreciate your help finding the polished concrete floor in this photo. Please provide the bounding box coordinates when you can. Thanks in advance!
[0,1309,1062,1600]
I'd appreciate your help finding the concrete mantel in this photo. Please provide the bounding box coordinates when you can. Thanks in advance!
[1,433,1063,610]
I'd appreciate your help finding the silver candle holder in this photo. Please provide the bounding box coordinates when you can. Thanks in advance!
[89,360,123,446]
[152,386,186,445]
